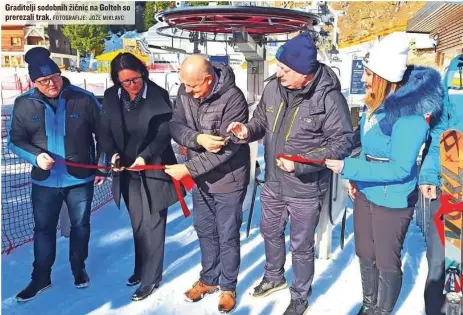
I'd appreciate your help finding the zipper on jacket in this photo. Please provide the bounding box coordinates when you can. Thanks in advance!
[383,185,387,197]
[285,107,300,141]
[272,102,284,132]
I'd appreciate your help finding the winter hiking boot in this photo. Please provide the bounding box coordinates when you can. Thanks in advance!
[132,283,159,301]
[252,277,287,298]
[283,298,309,315]
[16,280,52,302]
[74,268,90,288]
[218,290,236,313]
[184,280,219,302]
[127,274,141,287]
[374,271,402,315]
[357,259,379,315]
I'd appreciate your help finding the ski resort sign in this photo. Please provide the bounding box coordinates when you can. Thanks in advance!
[350,57,366,95]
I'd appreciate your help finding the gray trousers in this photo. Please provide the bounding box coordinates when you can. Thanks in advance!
[260,185,323,300]
[192,187,246,291]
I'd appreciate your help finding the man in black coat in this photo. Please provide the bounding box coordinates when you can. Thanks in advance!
[227,33,354,315]
[166,55,250,313]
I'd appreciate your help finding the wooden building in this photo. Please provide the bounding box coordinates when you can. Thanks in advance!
[1,25,26,67]
[407,3,463,68]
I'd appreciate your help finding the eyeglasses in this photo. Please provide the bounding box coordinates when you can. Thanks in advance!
[36,75,62,86]
[120,76,143,87]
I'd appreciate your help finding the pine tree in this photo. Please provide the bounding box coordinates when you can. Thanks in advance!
[62,25,107,67]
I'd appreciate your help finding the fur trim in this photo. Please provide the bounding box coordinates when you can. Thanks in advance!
[384,65,443,125]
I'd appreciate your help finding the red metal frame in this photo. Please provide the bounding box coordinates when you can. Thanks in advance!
[156,6,318,36]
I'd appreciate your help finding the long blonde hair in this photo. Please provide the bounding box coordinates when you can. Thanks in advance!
[365,72,403,113]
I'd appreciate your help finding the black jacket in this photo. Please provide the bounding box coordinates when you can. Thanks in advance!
[170,63,250,193]
[247,64,354,198]
[7,77,106,188]
[99,80,182,212]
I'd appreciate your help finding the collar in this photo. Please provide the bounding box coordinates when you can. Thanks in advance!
[118,83,147,99]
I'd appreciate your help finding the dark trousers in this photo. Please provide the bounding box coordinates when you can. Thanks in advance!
[354,192,413,272]
[192,187,246,291]
[120,173,167,286]
[424,195,445,315]
[31,182,94,282]
[259,185,323,300]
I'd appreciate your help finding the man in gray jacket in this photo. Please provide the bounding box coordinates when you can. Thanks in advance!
[227,33,354,315]
[165,55,250,313]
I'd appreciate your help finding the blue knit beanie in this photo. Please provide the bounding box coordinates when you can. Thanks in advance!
[276,33,319,75]
[24,47,61,81]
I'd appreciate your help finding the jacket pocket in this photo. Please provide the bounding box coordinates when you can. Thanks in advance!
[286,113,323,142]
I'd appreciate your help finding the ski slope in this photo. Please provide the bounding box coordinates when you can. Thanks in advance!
[1,145,429,315]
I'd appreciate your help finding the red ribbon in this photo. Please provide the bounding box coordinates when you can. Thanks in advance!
[276,153,326,165]
[55,160,193,217]
[434,194,463,246]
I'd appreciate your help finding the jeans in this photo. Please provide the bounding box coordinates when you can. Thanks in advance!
[31,181,94,282]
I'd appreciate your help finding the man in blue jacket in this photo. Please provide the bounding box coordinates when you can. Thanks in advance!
[7,47,106,302]
[419,54,463,315]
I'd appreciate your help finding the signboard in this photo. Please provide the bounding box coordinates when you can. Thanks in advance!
[350,58,366,95]
[210,55,230,65]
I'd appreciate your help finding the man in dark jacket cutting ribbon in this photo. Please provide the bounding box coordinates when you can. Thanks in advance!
[227,33,354,315]
[166,55,250,313]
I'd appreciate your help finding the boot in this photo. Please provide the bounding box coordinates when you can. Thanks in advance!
[126,274,141,287]
[16,279,52,302]
[184,280,219,302]
[374,271,402,315]
[252,277,287,298]
[73,268,90,288]
[357,260,379,315]
[218,290,236,313]
[132,283,159,301]
[283,298,309,315]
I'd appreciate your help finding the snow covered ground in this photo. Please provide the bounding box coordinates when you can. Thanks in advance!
[1,145,429,315]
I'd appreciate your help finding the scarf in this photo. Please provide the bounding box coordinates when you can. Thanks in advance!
[120,87,144,112]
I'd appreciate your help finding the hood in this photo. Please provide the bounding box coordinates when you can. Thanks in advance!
[307,63,341,95]
[384,65,443,125]
[209,62,236,97]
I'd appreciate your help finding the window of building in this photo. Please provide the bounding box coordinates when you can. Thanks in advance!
[11,37,21,46]
[55,39,60,48]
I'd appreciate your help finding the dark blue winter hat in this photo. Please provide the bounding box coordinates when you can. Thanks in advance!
[24,47,61,81]
[276,32,319,75]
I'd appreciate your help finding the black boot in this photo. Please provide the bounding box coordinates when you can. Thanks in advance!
[252,277,287,298]
[131,283,159,301]
[283,298,309,315]
[357,260,379,315]
[127,274,141,286]
[374,271,402,315]
[74,268,90,288]
[16,279,52,302]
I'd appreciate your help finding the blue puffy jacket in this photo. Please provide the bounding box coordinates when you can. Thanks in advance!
[341,66,443,209]
[419,54,463,187]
